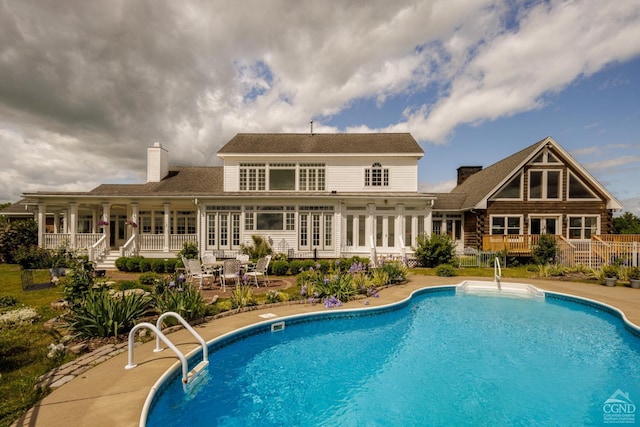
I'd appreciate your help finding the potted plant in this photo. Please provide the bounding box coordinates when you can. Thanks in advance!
[627,266,640,289]
[602,264,618,287]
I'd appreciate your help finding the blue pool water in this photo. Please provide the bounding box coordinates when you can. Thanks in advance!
[146,289,640,426]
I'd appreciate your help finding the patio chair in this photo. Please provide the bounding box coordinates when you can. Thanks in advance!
[246,255,271,287]
[187,259,215,290]
[220,259,242,292]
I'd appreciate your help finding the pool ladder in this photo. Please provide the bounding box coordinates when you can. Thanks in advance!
[494,257,502,290]
[125,311,209,387]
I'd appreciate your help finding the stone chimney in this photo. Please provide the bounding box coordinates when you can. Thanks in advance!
[147,142,169,182]
[457,166,482,185]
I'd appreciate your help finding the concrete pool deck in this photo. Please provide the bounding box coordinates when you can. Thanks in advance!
[12,274,640,427]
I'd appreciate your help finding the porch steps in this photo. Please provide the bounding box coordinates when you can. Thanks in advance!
[95,252,119,270]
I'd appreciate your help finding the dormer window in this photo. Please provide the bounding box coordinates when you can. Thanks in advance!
[365,162,389,187]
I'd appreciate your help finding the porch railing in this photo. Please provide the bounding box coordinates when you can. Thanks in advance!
[89,235,108,262]
[120,235,138,258]
[482,235,541,254]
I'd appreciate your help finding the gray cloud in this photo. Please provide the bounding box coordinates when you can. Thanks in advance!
[0,0,639,203]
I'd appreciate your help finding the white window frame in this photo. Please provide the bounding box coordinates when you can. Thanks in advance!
[490,215,523,235]
[529,215,562,236]
[493,172,523,200]
[567,215,600,240]
[365,162,389,187]
[528,169,562,200]
[567,171,599,201]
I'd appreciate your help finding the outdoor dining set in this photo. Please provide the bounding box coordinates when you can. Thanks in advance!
[180,254,271,291]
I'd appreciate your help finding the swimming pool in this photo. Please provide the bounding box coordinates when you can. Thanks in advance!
[145,287,640,426]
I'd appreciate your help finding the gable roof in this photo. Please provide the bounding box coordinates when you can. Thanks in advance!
[434,136,622,211]
[217,133,424,156]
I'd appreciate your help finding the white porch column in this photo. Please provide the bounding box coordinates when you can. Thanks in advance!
[426,202,433,236]
[91,210,97,233]
[195,200,203,255]
[397,204,405,257]
[69,202,78,249]
[53,212,60,234]
[62,211,68,233]
[163,202,170,252]
[37,202,46,247]
[101,202,110,247]
[130,203,139,239]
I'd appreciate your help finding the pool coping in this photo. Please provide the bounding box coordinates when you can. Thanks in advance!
[12,275,640,427]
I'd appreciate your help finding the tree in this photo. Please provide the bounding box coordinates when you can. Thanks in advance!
[613,212,640,234]
[532,233,558,265]
[412,233,456,268]
[0,219,38,264]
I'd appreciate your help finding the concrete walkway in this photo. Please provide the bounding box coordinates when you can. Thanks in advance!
[12,275,640,427]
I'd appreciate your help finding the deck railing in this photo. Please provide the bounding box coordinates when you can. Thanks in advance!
[481,234,640,268]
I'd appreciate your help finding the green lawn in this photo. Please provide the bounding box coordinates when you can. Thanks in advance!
[0,265,71,427]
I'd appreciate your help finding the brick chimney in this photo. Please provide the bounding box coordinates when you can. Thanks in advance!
[147,142,169,182]
[457,166,482,185]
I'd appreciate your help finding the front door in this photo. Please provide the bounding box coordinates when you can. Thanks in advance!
[375,215,396,249]
[109,215,127,248]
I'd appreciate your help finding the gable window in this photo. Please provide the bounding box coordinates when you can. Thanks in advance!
[532,149,561,164]
[239,163,266,191]
[494,173,522,199]
[568,172,598,199]
[529,170,561,200]
[269,163,296,191]
[568,215,598,239]
[299,163,325,191]
[365,162,389,187]
[491,216,522,235]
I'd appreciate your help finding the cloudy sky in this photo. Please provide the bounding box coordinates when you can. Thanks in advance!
[1,0,640,213]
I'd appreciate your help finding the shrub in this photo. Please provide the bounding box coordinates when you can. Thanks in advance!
[371,268,390,286]
[271,260,289,276]
[230,284,257,309]
[265,290,287,304]
[413,234,456,268]
[139,272,162,286]
[315,273,356,302]
[289,260,306,274]
[178,241,199,260]
[379,261,408,283]
[532,234,558,265]
[125,257,142,273]
[0,295,18,308]
[241,235,273,260]
[69,288,151,338]
[13,245,52,269]
[435,264,456,277]
[627,266,640,280]
[151,259,166,273]
[154,284,205,321]
[63,258,95,308]
[165,258,178,273]
[602,264,619,279]
[317,260,331,274]
[0,219,38,264]
[138,258,152,273]
[115,257,129,271]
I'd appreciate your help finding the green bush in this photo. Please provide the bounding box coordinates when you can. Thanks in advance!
[271,260,289,276]
[532,234,558,265]
[0,295,18,308]
[0,219,38,264]
[178,241,199,260]
[69,287,151,338]
[289,260,306,274]
[165,258,178,273]
[12,245,52,269]
[380,261,408,283]
[265,290,287,304]
[151,259,166,273]
[125,257,142,273]
[154,285,205,321]
[63,258,95,308]
[115,257,129,271]
[230,284,257,309]
[413,234,456,268]
[138,258,152,273]
[435,264,456,277]
[139,272,162,286]
[240,235,273,260]
[317,260,331,274]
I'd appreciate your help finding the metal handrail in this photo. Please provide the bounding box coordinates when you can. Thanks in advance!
[155,312,208,364]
